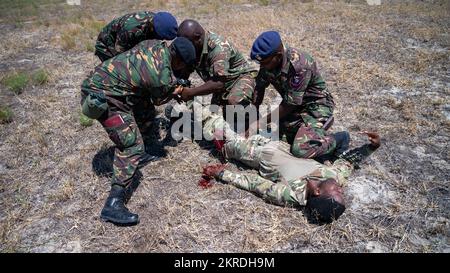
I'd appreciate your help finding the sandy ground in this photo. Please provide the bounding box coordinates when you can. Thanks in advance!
[0,0,449,252]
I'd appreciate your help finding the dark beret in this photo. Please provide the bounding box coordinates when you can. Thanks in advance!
[250,31,282,61]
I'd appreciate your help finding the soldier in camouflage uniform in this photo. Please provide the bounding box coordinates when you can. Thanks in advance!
[249,31,349,160]
[201,113,381,223]
[175,19,258,108]
[81,37,196,225]
[95,11,178,62]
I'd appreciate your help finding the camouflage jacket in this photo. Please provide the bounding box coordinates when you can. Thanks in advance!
[255,46,334,108]
[196,31,258,91]
[96,11,158,57]
[82,40,176,105]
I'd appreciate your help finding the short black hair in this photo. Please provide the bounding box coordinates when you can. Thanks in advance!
[307,195,346,224]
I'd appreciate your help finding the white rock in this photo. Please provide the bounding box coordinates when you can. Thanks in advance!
[365,241,388,253]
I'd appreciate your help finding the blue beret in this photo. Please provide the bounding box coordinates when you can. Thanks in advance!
[154,12,178,40]
[250,31,282,61]
[172,37,196,66]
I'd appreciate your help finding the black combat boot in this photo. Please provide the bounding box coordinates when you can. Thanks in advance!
[333,131,350,155]
[138,153,160,168]
[100,185,139,226]
[339,144,376,169]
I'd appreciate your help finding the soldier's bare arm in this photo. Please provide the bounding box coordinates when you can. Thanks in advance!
[177,80,225,101]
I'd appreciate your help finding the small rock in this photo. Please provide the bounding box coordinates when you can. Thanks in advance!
[17,59,32,64]
[409,234,431,248]
[365,241,388,253]
[65,240,82,253]
[412,146,427,159]
[432,160,450,170]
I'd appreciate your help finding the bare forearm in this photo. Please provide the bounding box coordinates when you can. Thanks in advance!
[186,80,224,97]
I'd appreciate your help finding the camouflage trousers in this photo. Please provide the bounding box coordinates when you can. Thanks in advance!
[81,92,155,187]
[211,73,256,106]
[219,133,353,207]
[282,104,336,159]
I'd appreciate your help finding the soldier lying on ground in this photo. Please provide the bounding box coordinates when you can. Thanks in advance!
[200,114,381,223]
[81,37,196,226]
[95,11,178,62]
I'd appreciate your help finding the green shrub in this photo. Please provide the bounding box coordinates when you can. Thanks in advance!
[32,69,49,85]
[2,72,29,94]
[0,106,13,124]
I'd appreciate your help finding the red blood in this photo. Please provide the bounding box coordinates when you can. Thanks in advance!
[213,139,225,151]
[198,176,214,189]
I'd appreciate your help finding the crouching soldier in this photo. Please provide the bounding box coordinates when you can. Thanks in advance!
[95,11,178,62]
[81,37,196,225]
[249,31,349,161]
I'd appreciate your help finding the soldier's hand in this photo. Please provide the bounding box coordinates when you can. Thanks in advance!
[172,86,184,103]
[360,131,381,149]
[180,87,193,102]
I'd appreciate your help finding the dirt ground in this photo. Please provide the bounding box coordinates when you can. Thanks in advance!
[0,0,449,252]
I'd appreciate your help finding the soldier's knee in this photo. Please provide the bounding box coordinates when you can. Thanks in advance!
[228,96,253,107]
[291,141,314,159]
[291,143,305,158]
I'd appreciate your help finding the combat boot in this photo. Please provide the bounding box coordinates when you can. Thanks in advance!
[138,153,160,168]
[333,131,350,155]
[100,185,139,226]
[339,144,376,169]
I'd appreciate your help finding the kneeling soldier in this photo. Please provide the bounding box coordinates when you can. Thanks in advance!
[249,31,349,160]
[81,37,196,225]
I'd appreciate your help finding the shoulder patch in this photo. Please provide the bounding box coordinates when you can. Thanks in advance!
[290,73,302,89]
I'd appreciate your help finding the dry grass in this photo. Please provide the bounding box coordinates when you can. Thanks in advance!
[0,0,449,253]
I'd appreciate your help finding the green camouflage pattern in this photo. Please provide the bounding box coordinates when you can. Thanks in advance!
[95,11,158,61]
[196,31,258,105]
[82,40,176,106]
[210,73,256,106]
[255,46,336,159]
[103,110,146,187]
[203,113,352,207]
[219,132,353,207]
[255,46,333,108]
[220,159,352,207]
[81,40,175,186]
[283,104,336,159]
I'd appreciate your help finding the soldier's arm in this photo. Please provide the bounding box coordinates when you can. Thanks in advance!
[179,80,225,101]
[179,44,234,101]
[253,71,269,106]
[114,29,137,54]
[209,43,232,80]
[218,170,299,207]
